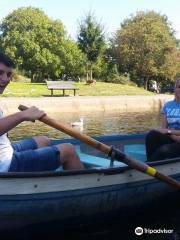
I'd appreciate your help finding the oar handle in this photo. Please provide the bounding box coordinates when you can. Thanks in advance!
[18,105,111,155]
[18,105,180,189]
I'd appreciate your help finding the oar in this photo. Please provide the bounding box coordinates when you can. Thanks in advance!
[18,105,180,189]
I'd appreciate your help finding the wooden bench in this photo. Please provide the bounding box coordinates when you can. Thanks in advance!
[46,81,79,96]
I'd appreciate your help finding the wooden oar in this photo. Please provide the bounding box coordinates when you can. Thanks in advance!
[18,105,180,189]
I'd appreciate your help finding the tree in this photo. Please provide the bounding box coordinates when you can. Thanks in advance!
[77,12,106,82]
[0,7,86,82]
[91,50,119,82]
[59,39,86,80]
[113,11,179,89]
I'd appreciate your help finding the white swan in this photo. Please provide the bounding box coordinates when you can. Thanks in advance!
[71,118,84,127]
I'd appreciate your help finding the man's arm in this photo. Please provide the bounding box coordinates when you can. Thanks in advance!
[0,107,45,136]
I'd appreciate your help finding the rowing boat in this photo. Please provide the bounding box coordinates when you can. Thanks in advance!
[0,133,180,233]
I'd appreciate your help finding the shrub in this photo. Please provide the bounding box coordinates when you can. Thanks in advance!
[105,74,136,85]
[12,70,31,82]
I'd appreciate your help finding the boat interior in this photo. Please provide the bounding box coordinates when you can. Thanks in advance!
[1,134,180,176]
[52,134,147,170]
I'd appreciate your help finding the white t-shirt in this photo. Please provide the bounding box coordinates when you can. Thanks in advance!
[0,110,13,172]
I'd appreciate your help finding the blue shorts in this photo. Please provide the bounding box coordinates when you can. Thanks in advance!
[8,138,60,172]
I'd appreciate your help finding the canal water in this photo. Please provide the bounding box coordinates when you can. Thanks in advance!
[8,110,180,240]
[9,111,162,141]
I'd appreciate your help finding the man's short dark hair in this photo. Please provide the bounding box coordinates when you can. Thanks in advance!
[0,52,15,68]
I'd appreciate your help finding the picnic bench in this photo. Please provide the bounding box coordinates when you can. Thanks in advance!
[46,81,79,96]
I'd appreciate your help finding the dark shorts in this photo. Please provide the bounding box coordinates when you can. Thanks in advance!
[8,138,60,172]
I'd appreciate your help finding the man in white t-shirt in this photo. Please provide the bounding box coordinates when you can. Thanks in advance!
[0,52,84,172]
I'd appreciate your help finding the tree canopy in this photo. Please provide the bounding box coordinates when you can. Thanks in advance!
[0,8,179,86]
[0,7,85,81]
[113,11,179,89]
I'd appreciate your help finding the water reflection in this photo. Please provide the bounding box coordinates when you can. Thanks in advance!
[9,111,162,141]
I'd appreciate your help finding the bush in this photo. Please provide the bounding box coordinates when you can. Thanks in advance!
[12,70,31,82]
[105,74,136,85]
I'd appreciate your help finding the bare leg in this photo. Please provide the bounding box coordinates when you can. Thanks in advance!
[33,136,50,148]
[56,143,84,170]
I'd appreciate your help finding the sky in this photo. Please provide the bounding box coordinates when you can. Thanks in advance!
[0,0,180,40]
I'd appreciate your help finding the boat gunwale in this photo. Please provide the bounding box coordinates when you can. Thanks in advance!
[0,156,180,178]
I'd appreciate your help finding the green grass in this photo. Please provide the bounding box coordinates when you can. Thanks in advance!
[1,82,154,97]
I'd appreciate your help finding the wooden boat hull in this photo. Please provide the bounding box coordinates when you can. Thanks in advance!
[0,134,180,232]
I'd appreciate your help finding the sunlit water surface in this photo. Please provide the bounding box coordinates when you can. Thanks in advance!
[9,111,162,141]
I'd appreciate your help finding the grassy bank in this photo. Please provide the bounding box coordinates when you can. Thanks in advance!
[1,82,154,97]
